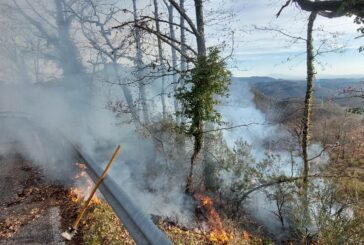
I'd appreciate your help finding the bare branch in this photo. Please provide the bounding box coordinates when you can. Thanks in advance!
[139,15,195,35]
[254,25,307,42]
[307,143,340,162]
[239,174,361,201]
[277,0,292,17]
[133,23,197,60]
[202,122,270,134]
[167,0,199,37]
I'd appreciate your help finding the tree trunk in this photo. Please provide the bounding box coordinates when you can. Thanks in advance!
[185,121,203,193]
[179,0,187,125]
[185,0,207,194]
[194,0,206,57]
[301,10,317,232]
[112,63,139,127]
[132,0,150,124]
[166,4,180,123]
[302,11,317,185]
[180,0,187,72]
[153,0,167,119]
[54,0,84,81]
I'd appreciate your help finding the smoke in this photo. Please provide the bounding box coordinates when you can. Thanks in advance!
[217,79,329,236]
[0,0,333,237]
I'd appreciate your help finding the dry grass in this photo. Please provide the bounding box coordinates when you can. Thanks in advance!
[81,202,135,245]
[78,200,274,245]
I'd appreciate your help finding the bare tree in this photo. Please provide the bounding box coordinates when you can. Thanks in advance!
[132,0,150,124]
[67,0,140,126]
[163,0,180,123]
[4,0,85,84]
[153,0,167,119]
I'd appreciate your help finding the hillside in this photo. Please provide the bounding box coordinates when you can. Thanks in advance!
[233,76,364,109]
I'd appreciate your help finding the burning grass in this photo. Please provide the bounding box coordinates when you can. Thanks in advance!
[156,219,270,245]
[69,162,102,205]
[77,199,271,245]
[65,163,273,244]
[66,163,133,243]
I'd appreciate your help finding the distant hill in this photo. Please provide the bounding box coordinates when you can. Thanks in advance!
[233,76,364,108]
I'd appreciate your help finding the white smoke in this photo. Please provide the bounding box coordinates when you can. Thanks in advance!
[217,79,330,236]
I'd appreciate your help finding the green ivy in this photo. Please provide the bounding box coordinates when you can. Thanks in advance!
[176,47,231,135]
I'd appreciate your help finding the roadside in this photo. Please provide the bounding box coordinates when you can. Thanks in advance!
[0,154,79,244]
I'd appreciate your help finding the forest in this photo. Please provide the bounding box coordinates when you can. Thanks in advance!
[0,0,363,244]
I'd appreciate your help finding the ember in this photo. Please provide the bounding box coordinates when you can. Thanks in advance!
[194,194,230,244]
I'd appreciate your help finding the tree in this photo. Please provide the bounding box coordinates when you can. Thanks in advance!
[67,0,140,126]
[163,0,180,123]
[153,0,167,119]
[4,0,86,84]
[279,0,364,18]
[114,0,231,194]
[300,12,318,230]
[132,0,151,124]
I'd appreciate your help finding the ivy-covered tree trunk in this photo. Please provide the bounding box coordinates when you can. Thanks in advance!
[302,11,317,185]
[301,10,317,233]
[185,114,204,193]
[184,0,207,194]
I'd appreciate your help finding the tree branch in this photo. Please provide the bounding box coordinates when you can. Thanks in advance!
[239,174,360,201]
[167,0,199,36]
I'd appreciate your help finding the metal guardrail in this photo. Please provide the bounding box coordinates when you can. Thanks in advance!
[0,112,174,245]
[76,146,173,245]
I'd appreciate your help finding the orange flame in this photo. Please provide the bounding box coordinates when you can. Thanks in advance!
[242,230,250,240]
[69,162,101,205]
[194,194,230,244]
[70,187,84,203]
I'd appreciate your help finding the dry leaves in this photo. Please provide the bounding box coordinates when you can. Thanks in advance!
[0,208,43,239]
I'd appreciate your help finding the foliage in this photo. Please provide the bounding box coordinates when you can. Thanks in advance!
[266,183,295,228]
[354,16,364,52]
[176,47,231,135]
[346,107,364,114]
[209,138,278,211]
[313,183,364,245]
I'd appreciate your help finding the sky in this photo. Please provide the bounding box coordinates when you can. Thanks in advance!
[208,0,364,79]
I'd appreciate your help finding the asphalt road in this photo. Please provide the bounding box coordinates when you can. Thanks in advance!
[0,154,65,245]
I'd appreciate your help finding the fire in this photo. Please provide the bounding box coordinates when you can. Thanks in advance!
[69,162,101,205]
[194,194,230,244]
[242,230,250,240]
[70,187,84,203]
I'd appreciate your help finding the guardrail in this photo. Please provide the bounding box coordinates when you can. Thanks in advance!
[0,112,174,245]
[75,146,173,245]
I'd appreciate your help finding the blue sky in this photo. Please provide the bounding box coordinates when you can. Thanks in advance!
[209,0,364,79]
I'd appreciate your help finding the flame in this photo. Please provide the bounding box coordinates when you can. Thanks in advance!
[69,162,101,205]
[242,230,250,240]
[194,194,230,244]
